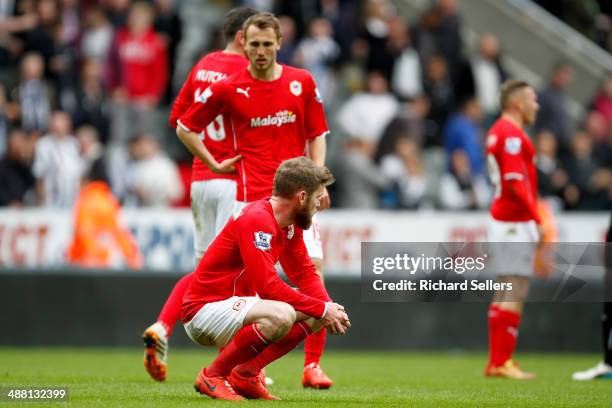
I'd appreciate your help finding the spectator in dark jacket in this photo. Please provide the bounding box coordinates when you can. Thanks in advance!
[423,55,455,146]
[562,131,611,210]
[534,62,575,155]
[0,128,35,206]
[535,130,568,203]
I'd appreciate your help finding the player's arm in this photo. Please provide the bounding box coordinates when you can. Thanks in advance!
[505,181,540,221]
[495,138,541,224]
[176,83,241,174]
[308,135,326,167]
[279,231,331,302]
[305,75,331,209]
[236,215,327,319]
[308,136,330,210]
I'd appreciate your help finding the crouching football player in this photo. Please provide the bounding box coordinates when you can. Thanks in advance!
[182,158,350,400]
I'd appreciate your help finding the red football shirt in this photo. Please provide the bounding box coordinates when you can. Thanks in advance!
[178,65,329,202]
[170,51,248,181]
[182,199,330,322]
[108,28,168,102]
[486,118,540,223]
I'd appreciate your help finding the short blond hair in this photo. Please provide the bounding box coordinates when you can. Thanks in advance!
[500,79,530,110]
[273,157,334,199]
[243,12,282,41]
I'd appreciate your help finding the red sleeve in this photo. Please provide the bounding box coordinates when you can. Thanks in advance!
[169,66,196,128]
[497,136,540,223]
[151,35,169,101]
[177,81,228,134]
[303,74,329,140]
[279,230,331,302]
[505,180,541,223]
[497,135,525,180]
[236,213,327,318]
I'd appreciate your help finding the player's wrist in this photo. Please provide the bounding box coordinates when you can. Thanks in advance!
[320,302,329,320]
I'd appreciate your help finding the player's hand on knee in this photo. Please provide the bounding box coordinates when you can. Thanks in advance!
[214,155,242,174]
[321,302,351,335]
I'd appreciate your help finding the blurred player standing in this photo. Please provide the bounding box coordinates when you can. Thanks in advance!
[484,80,542,379]
[184,158,349,400]
[177,12,334,388]
[142,6,256,382]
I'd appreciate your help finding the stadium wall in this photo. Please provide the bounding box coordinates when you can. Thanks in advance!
[0,209,607,275]
[0,269,603,352]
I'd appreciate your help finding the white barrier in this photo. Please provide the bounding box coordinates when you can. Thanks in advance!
[0,209,607,276]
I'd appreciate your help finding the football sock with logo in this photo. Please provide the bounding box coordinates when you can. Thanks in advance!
[603,302,612,365]
[235,322,313,377]
[496,307,521,365]
[157,273,194,336]
[205,324,271,377]
[304,328,326,366]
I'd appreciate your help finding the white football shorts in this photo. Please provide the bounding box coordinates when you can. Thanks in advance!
[487,218,538,277]
[190,179,236,262]
[183,296,260,347]
[302,213,323,260]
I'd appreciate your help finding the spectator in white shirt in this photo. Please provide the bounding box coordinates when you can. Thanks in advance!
[81,6,114,62]
[124,133,183,207]
[468,33,507,124]
[388,17,423,101]
[337,71,399,145]
[32,110,83,207]
[380,136,428,209]
[293,18,340,106]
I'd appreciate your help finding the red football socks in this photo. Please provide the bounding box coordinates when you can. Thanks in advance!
[488,304,521,366]
[304,327,326,366]
[235,322,313,377]
[206,323,271,377]
[156,273,194,336]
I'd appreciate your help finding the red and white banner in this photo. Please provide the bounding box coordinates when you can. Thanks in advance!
[0,209,607,276]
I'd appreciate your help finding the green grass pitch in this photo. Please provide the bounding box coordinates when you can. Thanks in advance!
[1,348,610,407]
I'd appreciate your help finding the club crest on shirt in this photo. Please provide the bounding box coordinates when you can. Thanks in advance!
[233,299,246,311]
[290,80,302,96]
[287,225,294,240]
[504,137,522,155]
[254,231,273,251]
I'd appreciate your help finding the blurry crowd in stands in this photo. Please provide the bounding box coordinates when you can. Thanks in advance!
[535,0,612,53]
[0,0,610,213]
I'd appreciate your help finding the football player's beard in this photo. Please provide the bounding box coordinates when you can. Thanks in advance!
[295,203,313,230]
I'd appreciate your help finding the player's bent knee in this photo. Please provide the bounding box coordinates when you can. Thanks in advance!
[270,303,296,330]
[257,303,296,341]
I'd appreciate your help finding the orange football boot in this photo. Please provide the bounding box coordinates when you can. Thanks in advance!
[302,363,333,389]
[228,369,280,400]
[194,368,245,401]
[484,360,536,380]
[142,322,168,382]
